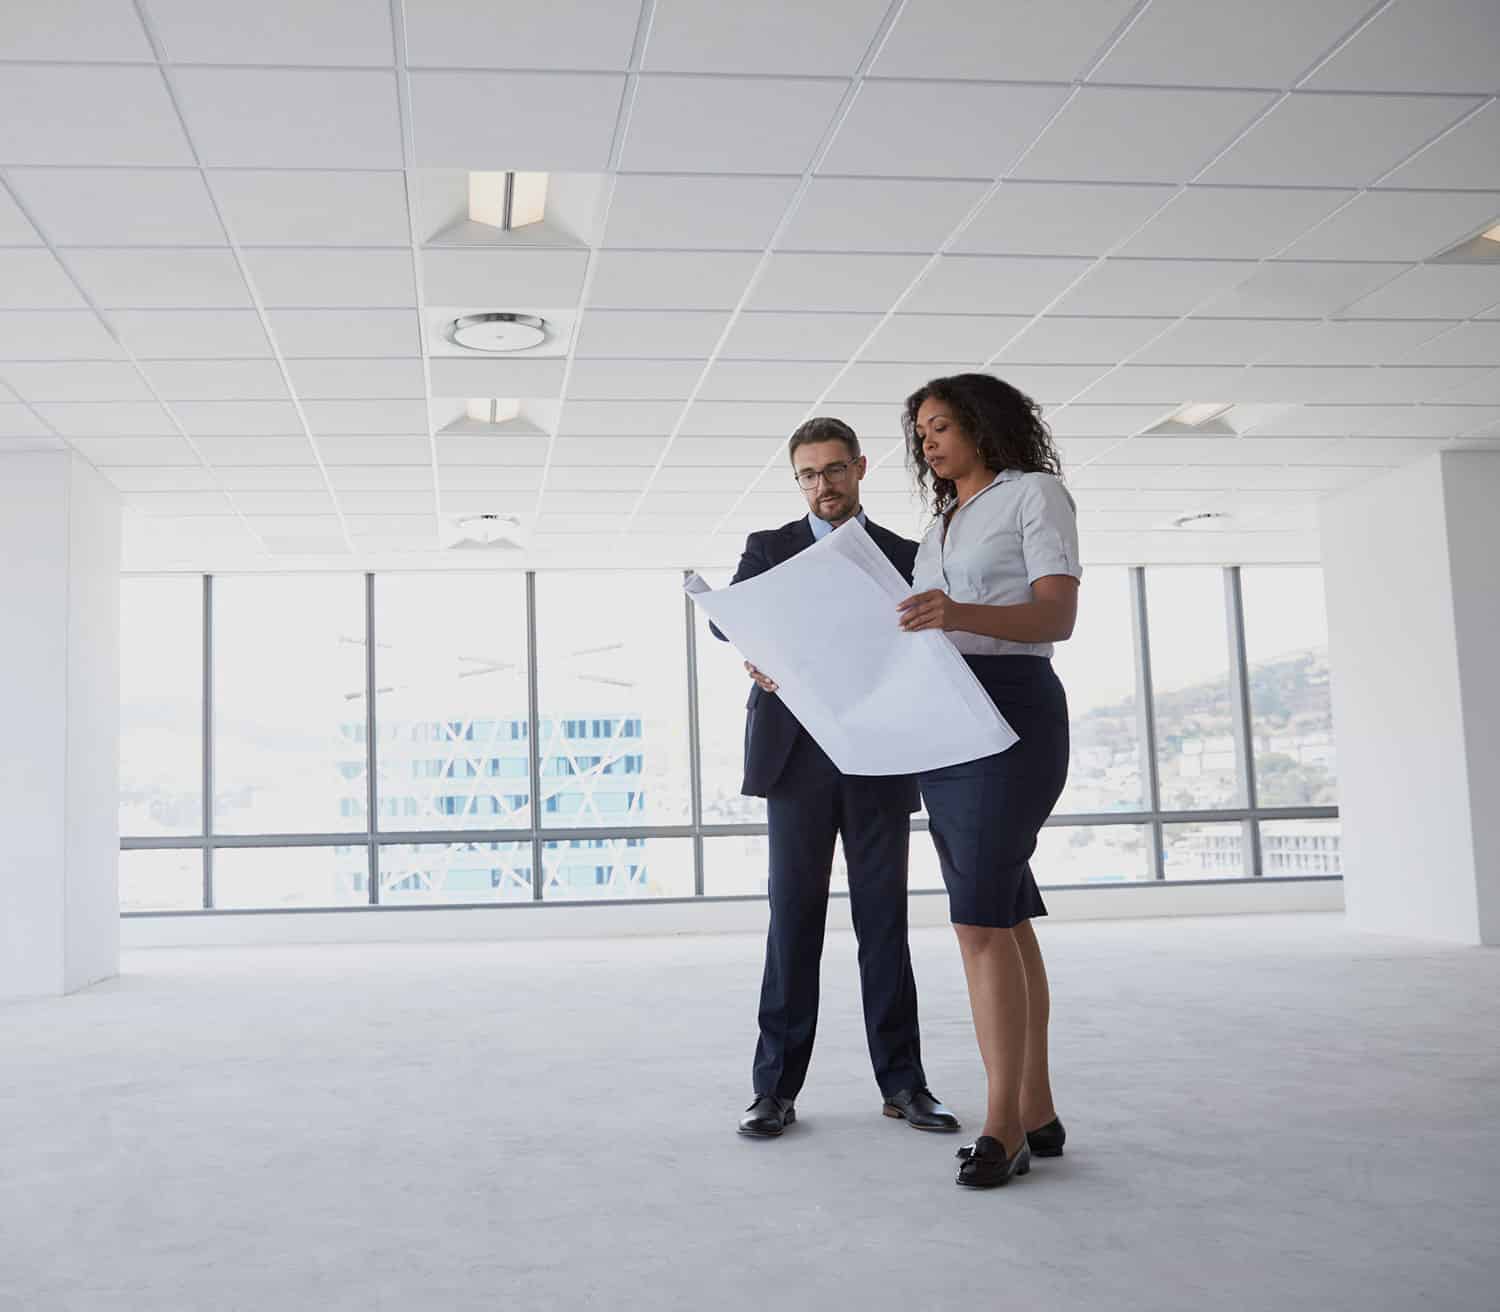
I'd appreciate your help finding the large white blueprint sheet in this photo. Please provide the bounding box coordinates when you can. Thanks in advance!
[685,519,1017,776]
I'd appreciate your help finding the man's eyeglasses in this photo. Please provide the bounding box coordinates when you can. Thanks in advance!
[793,461,856,489]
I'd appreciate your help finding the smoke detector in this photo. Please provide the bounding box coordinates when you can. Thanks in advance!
[447,313,549,353]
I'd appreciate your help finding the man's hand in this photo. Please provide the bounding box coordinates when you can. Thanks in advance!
[745,662,779,693]
[898,589,963,633]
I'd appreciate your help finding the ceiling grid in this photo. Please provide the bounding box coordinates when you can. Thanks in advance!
[0,0,1494,570]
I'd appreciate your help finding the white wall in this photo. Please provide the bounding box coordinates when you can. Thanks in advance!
[1321,449,1499,945]
[1442,451,1500,944]
[0,452,121,996]
[64,457,123,991]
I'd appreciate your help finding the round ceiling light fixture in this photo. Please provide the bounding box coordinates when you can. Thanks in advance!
[447,312,548,353]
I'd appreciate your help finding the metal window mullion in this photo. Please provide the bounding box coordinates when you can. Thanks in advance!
[1130,567,1165,881]
[1224,566,1264,878]
[202,573,214,910]
[365,572,380,904]
[683,572,705,897]
[526,571,544,901]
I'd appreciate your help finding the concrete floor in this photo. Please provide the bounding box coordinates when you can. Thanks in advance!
[2,913,1496,1312]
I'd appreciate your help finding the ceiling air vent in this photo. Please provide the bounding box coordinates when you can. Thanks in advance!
[445,513,526,551]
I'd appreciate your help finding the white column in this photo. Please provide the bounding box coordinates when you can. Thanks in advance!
[0,451,122,996]
[1320,448,1500,946]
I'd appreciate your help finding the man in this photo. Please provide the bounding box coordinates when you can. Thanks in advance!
[714,416,958,1139]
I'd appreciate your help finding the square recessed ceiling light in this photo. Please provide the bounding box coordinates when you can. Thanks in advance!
[469,172,549,231]
[466,398,522,425]
[1172,402,1233,427]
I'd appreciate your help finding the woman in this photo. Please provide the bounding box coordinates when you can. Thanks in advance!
[896,373,1080,1189]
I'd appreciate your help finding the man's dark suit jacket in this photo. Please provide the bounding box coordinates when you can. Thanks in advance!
[712,515,921,808]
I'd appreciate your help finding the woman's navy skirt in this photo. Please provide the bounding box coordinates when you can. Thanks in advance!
[919,655,1070,927]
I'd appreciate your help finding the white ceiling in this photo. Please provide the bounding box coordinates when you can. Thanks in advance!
[0,0,1498,571]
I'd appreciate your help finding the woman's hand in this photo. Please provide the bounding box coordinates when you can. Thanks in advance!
[745,661,778,692]
[898,590,963,633]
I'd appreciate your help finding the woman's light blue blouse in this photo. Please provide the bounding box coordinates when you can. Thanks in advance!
[910,469,1082,658]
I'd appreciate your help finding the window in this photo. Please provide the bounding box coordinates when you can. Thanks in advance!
[213,845,368,909]
[541,836,693,901]
[1162,823,1248,881]
[1051,567,1145,814]
[120,563,1340,913]
[1034,823,1153,885]
[374,574,531,832]
[378,841,533,904]
[120,577,202,837]
[213,576,367,835]
[1241,568,1338,808]
[534,573,691,830]
[119,848,203,912]
[1146,569,1242,812]
[694,567,769,826]
[1259,819,1342,877]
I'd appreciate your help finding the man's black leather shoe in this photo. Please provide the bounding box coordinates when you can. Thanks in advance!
[738,1094,795,1137]
[882,1087,960,1131]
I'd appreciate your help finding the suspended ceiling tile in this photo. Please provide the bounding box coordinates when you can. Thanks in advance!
[1014,87,1275,184]
[955,182,1174,258]
[905,255,1094,315]
[408,71,625,171]
[1279,190,1500,261]
[1202,261,1404,318]
[1093,0,1374,88]
[0,250,86,310]
[62,249,252,310]
[172,67,403,169]
[148,0,395,66]
[622,76,846,174]
[747,253,928,313]
[718,312,880,362]
[1307,0,1500,94]
[822,81,1068,179]
[574,310,731,360]
[243,248,416,309]
[1379,101,1500,190]
[266,308,419,358]
[8,168,225,247]
[0,361,154,403]
[587,251,759,310]
[646,0,889,75]
[874,0,1140,81]
[780,178,988,253]
[0,66,193,167]
[1341,265,1500,319]
[1200,93,1482,187]
[210,170,412,247]
[603,175,799,251]
[1050,258,1253,317]
[1118,187,1354,260]
[403,0,641,70]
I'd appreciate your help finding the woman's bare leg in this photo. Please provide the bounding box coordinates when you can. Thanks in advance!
[1012,917,1056,1130]
[952,923,1027,1154]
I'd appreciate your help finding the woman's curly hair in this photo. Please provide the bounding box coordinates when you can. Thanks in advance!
[904,373,1062,515]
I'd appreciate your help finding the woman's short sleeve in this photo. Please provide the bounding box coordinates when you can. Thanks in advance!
[1019,474,1082,584]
